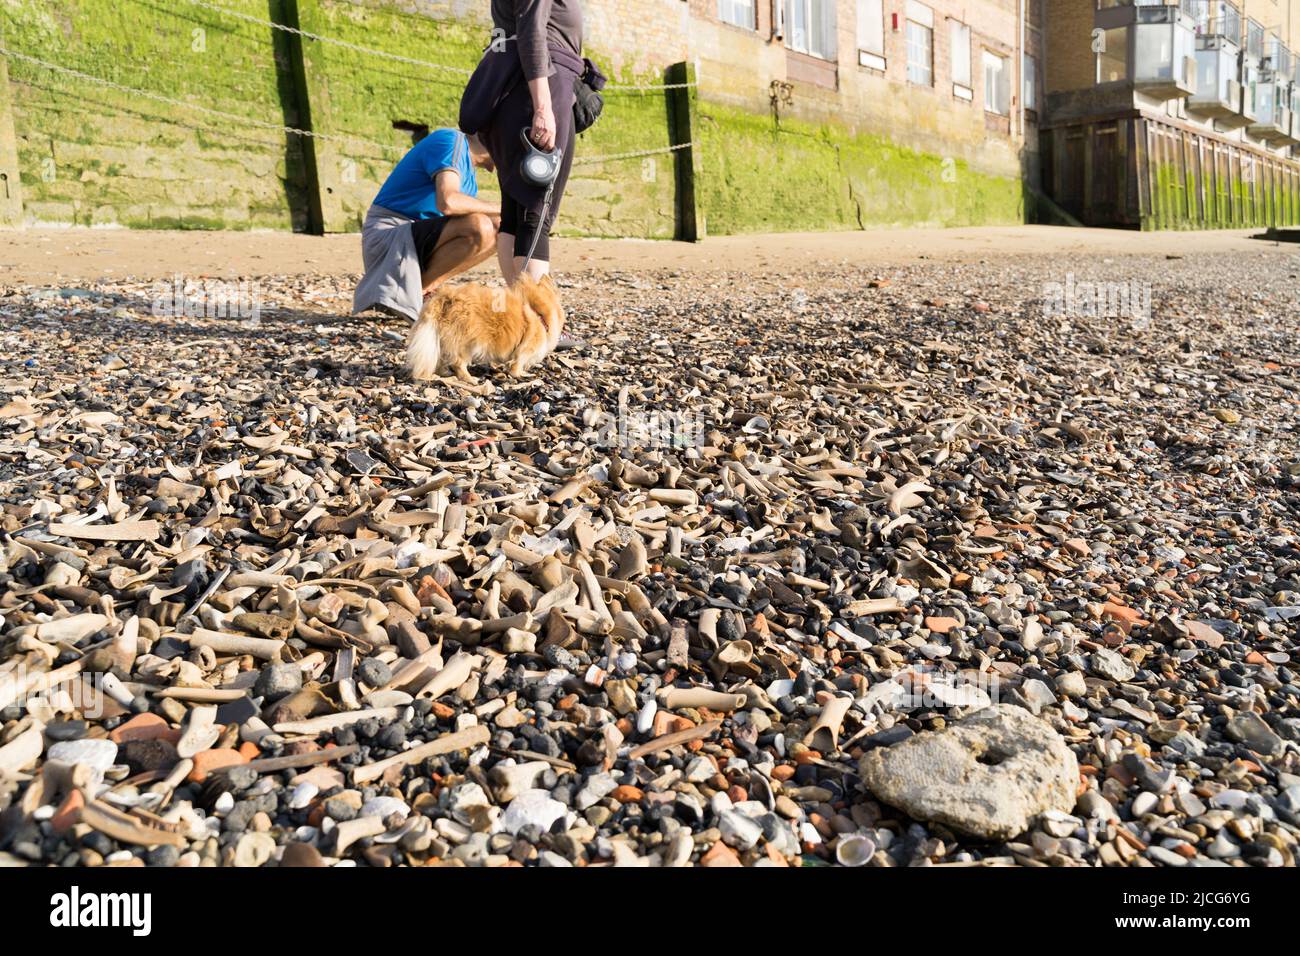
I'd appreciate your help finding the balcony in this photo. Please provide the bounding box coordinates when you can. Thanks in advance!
[1184,2,1259,126]
[1249,75,1294,144]
[1188,0,1241,43]
[1096,1,1198,99]
[1249,43,1297,145]
[1188,35,1242,120]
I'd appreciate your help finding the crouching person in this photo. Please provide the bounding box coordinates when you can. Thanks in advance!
[353,128,501,322]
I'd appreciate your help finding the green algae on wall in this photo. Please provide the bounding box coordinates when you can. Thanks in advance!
[693,100,1024,235]
[295,0,678,236]
[296,0,681,238]
[1,0,679,236]
[2,0,312,230]
[4,0,1028,237]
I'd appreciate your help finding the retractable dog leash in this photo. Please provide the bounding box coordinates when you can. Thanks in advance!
[518,128,562,275]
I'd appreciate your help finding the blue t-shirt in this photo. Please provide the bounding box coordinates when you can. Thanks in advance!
[373,128,478,220]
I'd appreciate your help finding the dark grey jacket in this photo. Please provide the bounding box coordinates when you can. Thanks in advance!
[490,0,583,81]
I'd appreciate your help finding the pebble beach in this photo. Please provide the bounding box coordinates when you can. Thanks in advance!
[1,245,1298,868]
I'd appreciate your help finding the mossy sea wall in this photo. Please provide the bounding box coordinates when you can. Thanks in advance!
[695,101,1024,234]
[1,0,1024,236]
[1144,159,1299,231]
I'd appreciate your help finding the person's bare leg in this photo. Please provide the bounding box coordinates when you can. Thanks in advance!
[512,256,550,282]
[422,214,497,292]
[497,233,518,285]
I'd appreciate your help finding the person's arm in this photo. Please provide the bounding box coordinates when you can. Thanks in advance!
[515,0,557,150]
[527,77,556,151]
[434,170,501,223]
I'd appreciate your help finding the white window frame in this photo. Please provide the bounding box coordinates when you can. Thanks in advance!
[786,0,838,61]
[718,0,757,30]
[857,0,886,71]
[983,50,1010,115]
[906,2,934,87]
[950,20,972,99]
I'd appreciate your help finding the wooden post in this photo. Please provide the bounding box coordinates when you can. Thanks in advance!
[276,0,325,235]
[665,61,700,242]
[0,57,25,228]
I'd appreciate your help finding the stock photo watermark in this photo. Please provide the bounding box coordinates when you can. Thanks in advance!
[887,665,1004,711]
[151,275,263,322]
[579,391,706,450]
[49,886,152,936]
[1042,272,1152,330]
[0,666,106,719]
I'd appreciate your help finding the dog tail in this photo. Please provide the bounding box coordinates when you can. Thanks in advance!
[407,308,442,381]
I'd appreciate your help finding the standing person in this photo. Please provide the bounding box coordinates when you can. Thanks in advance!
[352,128,500,322]
[461,0,586,284]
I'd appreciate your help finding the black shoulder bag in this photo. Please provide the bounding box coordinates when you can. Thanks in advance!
[573,58,607,134]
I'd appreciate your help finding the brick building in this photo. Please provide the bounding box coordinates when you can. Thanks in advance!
[677,0,1041,233]
[687,0,1040,184]
[1040,0,1300,227]
[2,1,1296,233]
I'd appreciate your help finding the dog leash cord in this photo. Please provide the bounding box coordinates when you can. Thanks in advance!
[520,183,555,277]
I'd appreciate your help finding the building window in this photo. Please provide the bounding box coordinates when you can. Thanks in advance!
[950,20,972,99]
[787,0,837,60]
[1097,27,1129,83]
[983,50,1009,114]
[718,0,756,30]
[857,0,886,70]
[1024,52,1038,112]
[906,2,934,86]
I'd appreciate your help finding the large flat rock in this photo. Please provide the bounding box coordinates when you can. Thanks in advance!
[859,704,1079,841]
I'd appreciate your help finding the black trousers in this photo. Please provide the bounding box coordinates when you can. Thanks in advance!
[500,193,551,261]
[485,57,578,265]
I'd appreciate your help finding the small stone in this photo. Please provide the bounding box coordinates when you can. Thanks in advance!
[1020,679,1057,714]
[1122,753,1175,793]
[361,796,410,821]
[1131,792,1158,818]
[489,761,550,803]
[502,630,536,655]
[718,809,763,850]
[187,748,248,783]
[1055,672,1088,698]
[254,663,303,702]
[1089,649,1136,683]
[1225,712,1283,757]
[234,832,276,868]
[122,738,179,773]
[924,616,960,635]
[45,720,88,742]
[497,789,567,836]
[280,843,326,867]
[109,713,173,744]
[47,739,118,777]
[289,782,319,809]
[575,772,618,810]
[494,705,526,729]
[357,657,392,688]
[605,679,637,715]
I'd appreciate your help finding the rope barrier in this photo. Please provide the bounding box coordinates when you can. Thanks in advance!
[574,142,696,165]
[176,0,695,92]
[0,46,405,157]
[0,46,696,167]
[178,0,472,76]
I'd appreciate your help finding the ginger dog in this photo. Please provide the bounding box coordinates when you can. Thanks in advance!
[407,275,564,383]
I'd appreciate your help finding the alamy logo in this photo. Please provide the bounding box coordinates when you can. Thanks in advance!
[151,274,262,322]
[1042,272,1152,329]
[49,887,152,937]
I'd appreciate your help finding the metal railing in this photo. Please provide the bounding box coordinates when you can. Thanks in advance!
[1245,19,1265,60]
